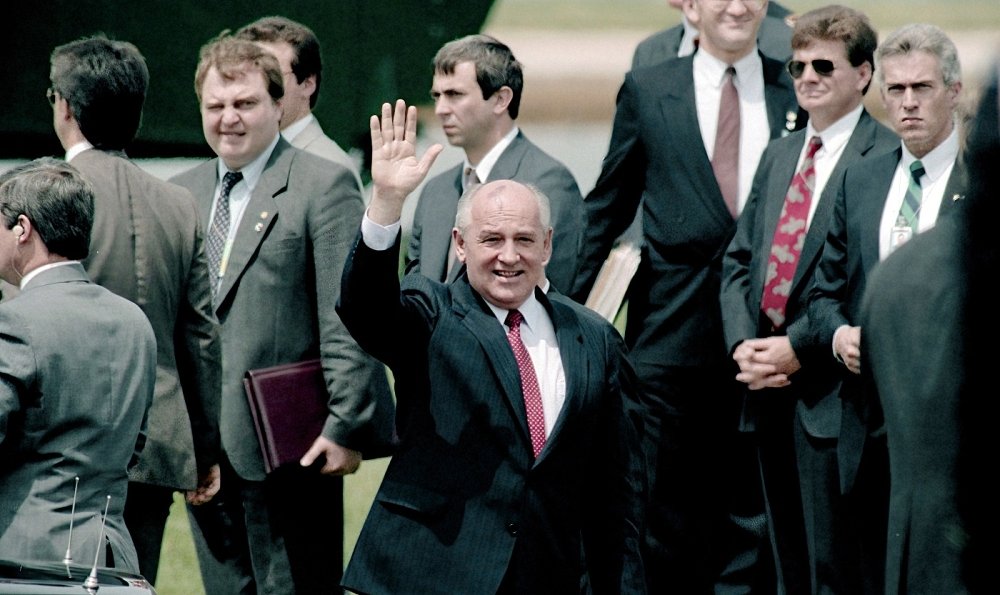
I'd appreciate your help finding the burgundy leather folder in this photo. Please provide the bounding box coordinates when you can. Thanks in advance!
[243,359,327,474]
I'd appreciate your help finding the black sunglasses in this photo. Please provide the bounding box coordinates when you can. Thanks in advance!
[787,59,836,79]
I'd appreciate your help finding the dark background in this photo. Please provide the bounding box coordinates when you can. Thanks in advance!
[1,0,494,162]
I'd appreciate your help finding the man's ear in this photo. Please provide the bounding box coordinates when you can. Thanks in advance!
[493,86,513,115]
[453,228,466,262]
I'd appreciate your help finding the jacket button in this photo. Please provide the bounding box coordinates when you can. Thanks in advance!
[506,522,518,536]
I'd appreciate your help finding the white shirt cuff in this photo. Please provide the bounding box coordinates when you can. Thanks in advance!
[361,210,401,251]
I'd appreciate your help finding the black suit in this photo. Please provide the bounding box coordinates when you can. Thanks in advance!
[720,110,898,592]
[338,233,645,595]
[571,52,803,592]
[807,145,966,593]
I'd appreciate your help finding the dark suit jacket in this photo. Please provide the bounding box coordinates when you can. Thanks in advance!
[572,53,802,383]
[720,110,898,434]
[171,139,395,481]
[859,215,966,595]
[0,263,156,571]
[631,1,793,68]
[406,131,584,293]
[338,235,644,595]
[75,148,222,491]
[808,146,966,491]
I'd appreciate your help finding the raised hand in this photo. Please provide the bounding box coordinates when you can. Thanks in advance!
[368,99,443,225]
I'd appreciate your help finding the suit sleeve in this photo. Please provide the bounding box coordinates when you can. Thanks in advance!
[571,72,648,303]
[0,311,32,446]
[173,195,223,474]
[807,168,852,351]
[404,184,430,276]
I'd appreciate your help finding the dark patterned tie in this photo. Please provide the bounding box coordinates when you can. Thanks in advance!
[898,160,926,229]
[205,170,243,297]
[761,135,823,329]
[505,309,546,458]
[713,66,740,218]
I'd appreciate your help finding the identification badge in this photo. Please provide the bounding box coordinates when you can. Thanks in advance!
[889,224,913,253]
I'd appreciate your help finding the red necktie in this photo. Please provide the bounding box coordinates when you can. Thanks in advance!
[713,66,740,218]
[761,135,823,329]
[505,309,546,458]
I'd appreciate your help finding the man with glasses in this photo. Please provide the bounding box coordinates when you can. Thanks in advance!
[720,6,896,592]
[806,22,966,592]
[571,0,804,591]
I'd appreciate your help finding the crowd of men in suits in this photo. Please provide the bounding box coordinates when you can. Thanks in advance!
[0,1,993,593]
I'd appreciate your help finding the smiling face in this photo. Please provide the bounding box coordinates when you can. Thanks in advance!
[455,181,552,310]
[792,38,871,131]
[199,65,283,170]
[880,50,961,158]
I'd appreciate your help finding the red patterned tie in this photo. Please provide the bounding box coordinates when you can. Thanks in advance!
[505,309,546,458]
[761,135,823,329]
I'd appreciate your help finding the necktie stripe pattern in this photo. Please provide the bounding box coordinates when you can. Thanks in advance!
[505,309,546,458]
[206,170,243,297]
[898,160,926,228]
[762,135,823,329]
[713,66,740,218]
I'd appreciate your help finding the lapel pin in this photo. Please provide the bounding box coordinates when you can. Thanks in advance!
[260,211,269,219]
[254,222,264,232]
[952,194,963,202]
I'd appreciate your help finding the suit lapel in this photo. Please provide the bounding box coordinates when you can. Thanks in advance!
[486,133,527,181]
[762,54,800,139]
[540,292,587,462]
[860,149,902,271]
[939,158,967,215]
[215,142,292,309]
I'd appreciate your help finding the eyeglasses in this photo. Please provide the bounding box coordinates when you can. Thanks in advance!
[46,87,57,105]
[786,59,836,79]
[706,0,766,10]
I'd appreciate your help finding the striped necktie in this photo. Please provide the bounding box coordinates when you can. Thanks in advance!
[898,160,926,229]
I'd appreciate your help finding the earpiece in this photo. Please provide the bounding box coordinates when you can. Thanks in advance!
[12,225,23,237]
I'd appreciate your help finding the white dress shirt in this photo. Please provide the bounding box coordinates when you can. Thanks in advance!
[801,104,864,228]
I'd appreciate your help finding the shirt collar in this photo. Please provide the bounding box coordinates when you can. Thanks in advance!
[901,123,960,183]
[485,289,544,332]
[465,126,519,183]
[65,140,94,162]
[807,104,864,156]
[216,133,281,191]
[281,113,315,143]
[695,45,762,89]
[19,260,77,290]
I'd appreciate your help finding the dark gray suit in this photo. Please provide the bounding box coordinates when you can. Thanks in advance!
[338,234,644,595]
[171,138,395,594]
[0,263,156,572]
[74,148,222,582]
[631,1,793,69]
[720,110,898,592]
[406,131,583,293]
[571,51,803,593]
[807,146,966,594]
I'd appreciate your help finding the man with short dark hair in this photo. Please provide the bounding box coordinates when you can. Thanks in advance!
[47,35,223,585]
[235,15,363,191]
[171,33,395,595]
[406,34,583,293]
[0,157,156,572]
[720,6,897,591]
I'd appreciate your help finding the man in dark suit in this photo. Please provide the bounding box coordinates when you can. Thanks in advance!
[632,0,794,68]
[808,22,968,594]
[571,0,803,591]
[171,34,395,595]
[235,16,364,192]
[338,99,644,594]
[0,158,156,571]
[47,35,222,585]
[719,6,897,592]
[406,34,583,293]
[858,51,999,595]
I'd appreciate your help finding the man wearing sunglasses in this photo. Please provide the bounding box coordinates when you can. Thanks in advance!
[720,6,897,593]
[572,0,805,592]
[807,22,966,592]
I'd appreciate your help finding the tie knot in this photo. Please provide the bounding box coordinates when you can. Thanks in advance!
[725,66,736,80]
[464,166,479,190]
[806,135,823,157]
[222,171,243,194]
[909,160,925,182]
[505,309,523,330]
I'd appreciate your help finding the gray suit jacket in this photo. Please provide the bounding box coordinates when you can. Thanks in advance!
[405,131,584,293]
[631,1,793,69]
[75,148,222,491]
[0,263,156,571]
[721,110,898,436]
[339,234,644,595]
[808,146,966,491]
[289,117,363,193]
[171,139,395,481]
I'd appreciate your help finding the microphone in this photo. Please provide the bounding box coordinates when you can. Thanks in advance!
[63,476,80,564]
[83,495,111,591]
